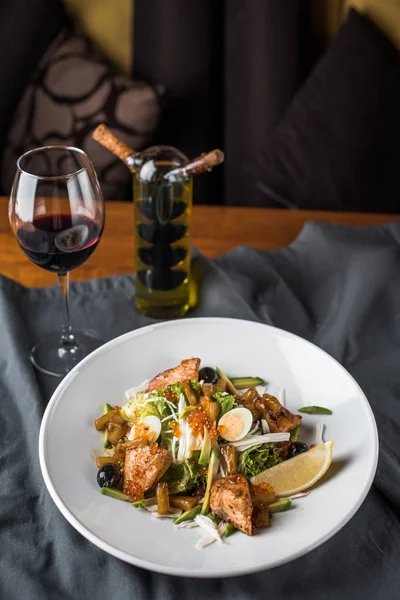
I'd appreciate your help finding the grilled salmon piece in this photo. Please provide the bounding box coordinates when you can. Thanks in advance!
[210,474,253,536]
[148,358,200,392]
[123,445,172,496]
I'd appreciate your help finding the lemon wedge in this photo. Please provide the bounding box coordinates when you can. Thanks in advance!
[250,441,334,496]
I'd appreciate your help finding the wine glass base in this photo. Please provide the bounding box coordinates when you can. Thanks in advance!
[31,330,103,378]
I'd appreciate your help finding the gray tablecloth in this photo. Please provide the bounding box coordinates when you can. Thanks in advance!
[1,222,399,600]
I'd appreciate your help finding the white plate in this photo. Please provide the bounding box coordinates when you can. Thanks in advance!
[39,318,378,578]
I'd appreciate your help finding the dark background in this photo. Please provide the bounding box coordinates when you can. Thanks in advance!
[0,1,399,211]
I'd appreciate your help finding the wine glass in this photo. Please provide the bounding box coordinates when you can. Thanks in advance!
[9,146,105,377]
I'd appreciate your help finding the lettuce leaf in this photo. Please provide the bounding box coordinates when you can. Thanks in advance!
[129,396,170,421]
[169,382,184,397]
[122,390,173,429]
[162,454,207,494]
[169,380,201,400]
[212,390,238,416]
[190,380,202,399]
[238,443,283,478]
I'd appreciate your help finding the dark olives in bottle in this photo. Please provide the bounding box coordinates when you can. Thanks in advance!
[287,441,309,459]
[199,367,219,384]
[97,463,121,488]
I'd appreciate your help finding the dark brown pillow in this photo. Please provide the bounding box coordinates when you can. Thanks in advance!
[1,24,162,200]
[253,9,400,213]
[0,0,65,163]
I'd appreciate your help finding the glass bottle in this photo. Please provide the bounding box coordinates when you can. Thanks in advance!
[133,146,193,318]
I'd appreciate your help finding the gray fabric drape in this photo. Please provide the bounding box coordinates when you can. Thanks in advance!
[1,222,400,598]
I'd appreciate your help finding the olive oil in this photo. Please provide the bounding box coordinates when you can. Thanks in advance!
[133,151,192,318]
[91,127,224,318]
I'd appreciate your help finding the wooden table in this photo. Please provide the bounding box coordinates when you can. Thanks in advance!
[1,196,400,287]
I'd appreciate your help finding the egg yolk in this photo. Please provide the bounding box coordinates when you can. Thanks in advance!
[218,413,243,438]
[133,422,155,442]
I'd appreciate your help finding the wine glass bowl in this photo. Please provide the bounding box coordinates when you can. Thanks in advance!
[9,146,105,377]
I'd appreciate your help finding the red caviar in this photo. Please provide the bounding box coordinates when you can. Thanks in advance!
[124,480,144,502]
[217,424,226,436]
[129,464,144,478]
[187,409,217,440]
[170,421,182,438]
[150,442,159,454]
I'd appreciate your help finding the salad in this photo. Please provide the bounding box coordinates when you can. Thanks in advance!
[94,358,330,547]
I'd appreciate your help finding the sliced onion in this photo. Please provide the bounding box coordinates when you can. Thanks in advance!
[231,432,290,451]
[217,521,227,536]
[261,419,270,434]
[315,423,324,445]
[164,399,179,421]
[151,510,183,519]
[195,515,222,542]
[177,521,199,529]
[249,421,260,435]
[195,536,217,549]
[176,394,188,462]
[125,379,150,399]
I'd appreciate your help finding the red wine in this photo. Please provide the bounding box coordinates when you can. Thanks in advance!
[17,214,102,272]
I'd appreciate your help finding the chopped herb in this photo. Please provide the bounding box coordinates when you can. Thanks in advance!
[131,499,146,508]
[224,523,237,537]
[190,380,202,398]
[173,505,202,524]
[207,513,216,523]
[298,405,332,415]
[289,425,300,441]
[179,406,197,420]
[132,496,157,508]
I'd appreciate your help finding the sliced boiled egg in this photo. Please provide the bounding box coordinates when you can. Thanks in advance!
[218,407,253,442]
[128,415,161,443]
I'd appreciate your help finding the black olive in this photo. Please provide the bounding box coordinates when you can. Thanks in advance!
[199,367,219,384]
[287,441,309,459]
[97,463,121,488]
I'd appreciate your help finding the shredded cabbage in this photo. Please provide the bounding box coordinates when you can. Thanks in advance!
[238,443,283,478]
[121,391,173,423]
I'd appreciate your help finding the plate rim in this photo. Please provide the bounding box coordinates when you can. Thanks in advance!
[39,317,379,578]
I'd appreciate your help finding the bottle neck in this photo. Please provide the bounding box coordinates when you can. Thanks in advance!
[125,152,145,172]
[165,149,224,182]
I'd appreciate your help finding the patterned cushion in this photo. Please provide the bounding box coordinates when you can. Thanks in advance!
[1,24,162,200]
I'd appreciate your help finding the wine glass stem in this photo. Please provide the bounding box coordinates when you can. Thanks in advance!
[57,272,77,350]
